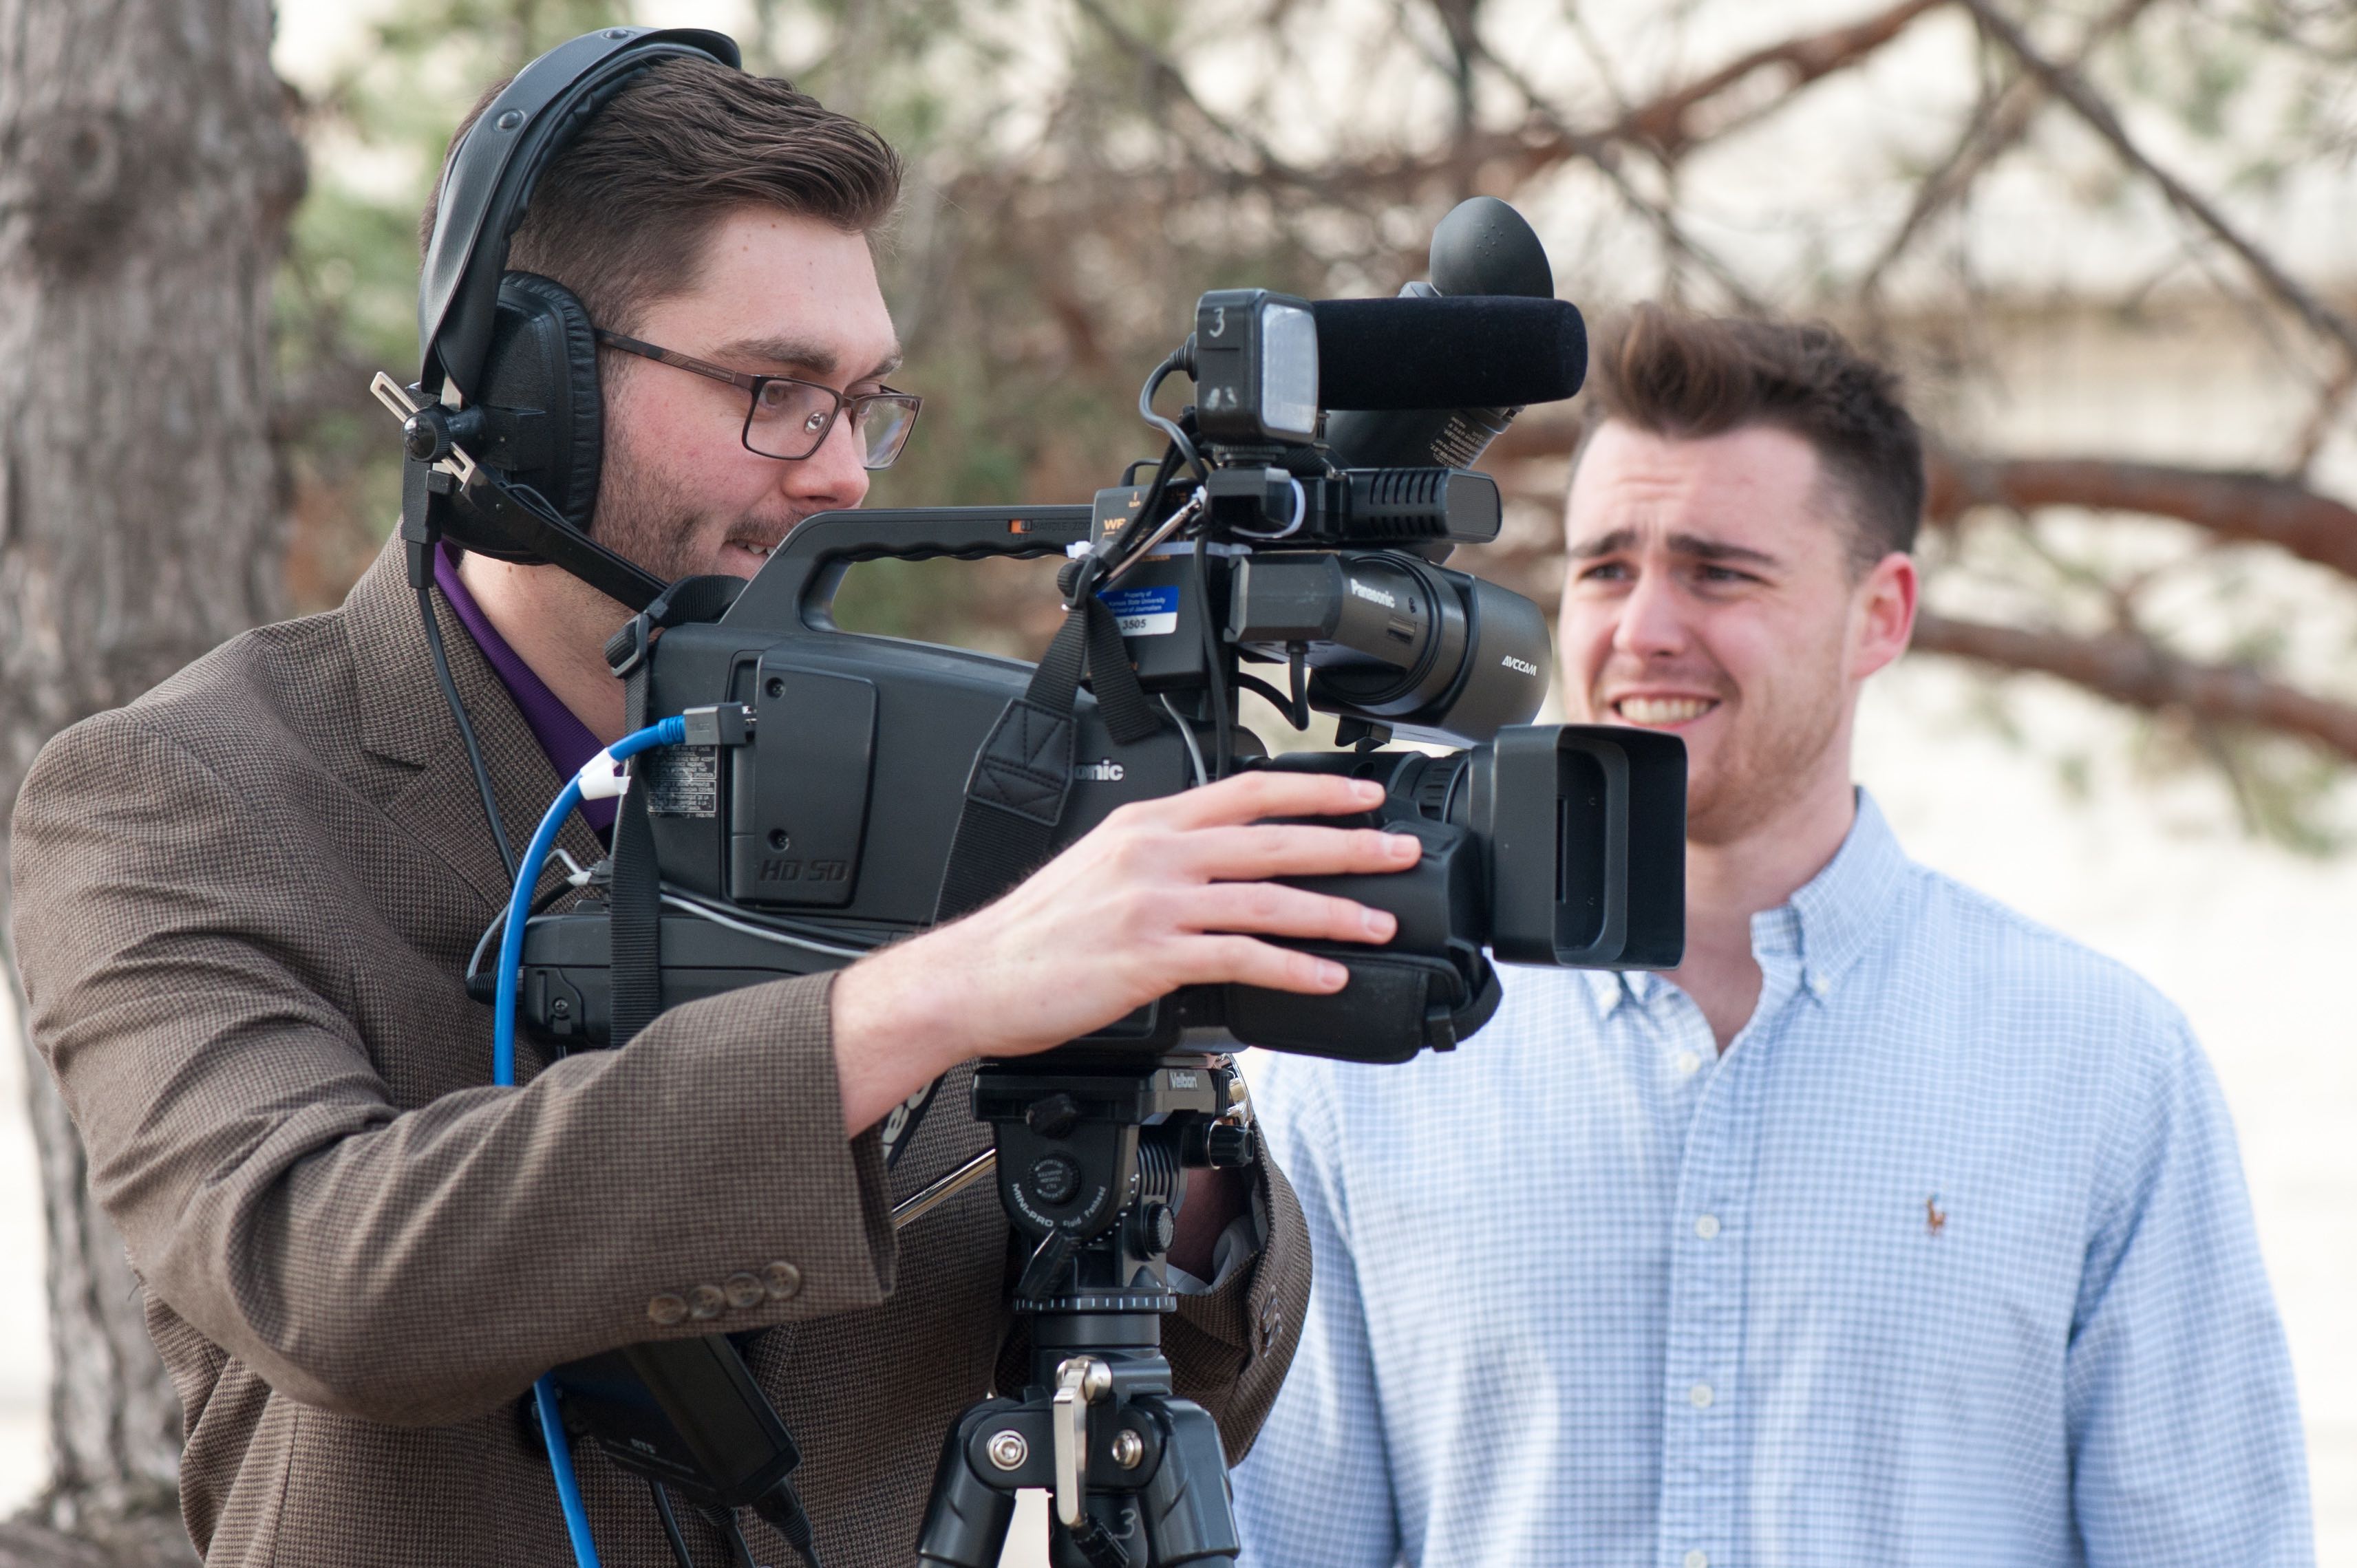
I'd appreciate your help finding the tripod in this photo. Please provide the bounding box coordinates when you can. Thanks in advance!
[916,1051,1257,1568]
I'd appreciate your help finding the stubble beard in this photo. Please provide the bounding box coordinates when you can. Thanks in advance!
[1679,653,1850,847]
[588,442,712,588]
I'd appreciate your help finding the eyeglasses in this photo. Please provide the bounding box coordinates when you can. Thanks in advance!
[593,329,922,468]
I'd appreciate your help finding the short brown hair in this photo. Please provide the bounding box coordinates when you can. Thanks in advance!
[1583,304,1923,571]
[420,56,903,333]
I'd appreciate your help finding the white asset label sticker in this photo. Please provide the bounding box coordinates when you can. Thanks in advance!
[1098,584,1180,636]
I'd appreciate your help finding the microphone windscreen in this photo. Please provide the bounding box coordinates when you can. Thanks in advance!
[1313,296,1587,411]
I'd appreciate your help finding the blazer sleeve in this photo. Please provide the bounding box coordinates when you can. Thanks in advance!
[10,710,899,1428]
[1161,1130,1313,1463]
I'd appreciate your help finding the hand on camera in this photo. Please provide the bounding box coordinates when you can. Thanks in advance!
[828,772,1419,1132]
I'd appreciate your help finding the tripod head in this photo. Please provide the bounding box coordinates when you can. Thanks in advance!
[919,1051,1253,1567]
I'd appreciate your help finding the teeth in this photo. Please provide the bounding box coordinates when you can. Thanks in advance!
[1617,696,1714,725]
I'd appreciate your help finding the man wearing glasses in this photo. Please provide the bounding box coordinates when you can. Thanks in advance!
[7,56,1409,1568]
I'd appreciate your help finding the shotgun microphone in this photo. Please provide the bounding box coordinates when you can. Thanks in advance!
[1312,296,1586,411]
[1323,197,1573,470]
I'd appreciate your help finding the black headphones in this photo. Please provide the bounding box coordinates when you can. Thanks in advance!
[394,26,742,610]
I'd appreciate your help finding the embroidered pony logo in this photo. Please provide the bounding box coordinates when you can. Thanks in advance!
[1925,1195,1946,1237]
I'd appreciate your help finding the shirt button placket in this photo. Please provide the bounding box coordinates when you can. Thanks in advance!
[1659,982,1764,1568]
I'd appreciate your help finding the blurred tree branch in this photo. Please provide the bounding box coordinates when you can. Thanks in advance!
[1923,452,2357,579]
[1959,0,2357,362]
[1908,611,2357,762]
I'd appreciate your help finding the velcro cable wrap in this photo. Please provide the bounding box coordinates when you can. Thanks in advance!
[604,576,747,1048]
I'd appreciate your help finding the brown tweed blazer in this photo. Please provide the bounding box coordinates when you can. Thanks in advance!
[9,537,1310,1567]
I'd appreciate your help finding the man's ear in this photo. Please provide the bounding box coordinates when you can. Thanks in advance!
[1850,550,1918,682]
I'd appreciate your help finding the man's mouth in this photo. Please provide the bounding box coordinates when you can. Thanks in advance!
[1611,694,1720,727]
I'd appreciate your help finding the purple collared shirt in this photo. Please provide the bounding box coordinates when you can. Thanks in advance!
[433,544,617,835]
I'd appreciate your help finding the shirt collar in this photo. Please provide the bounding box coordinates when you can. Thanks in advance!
[1751,788,1910,1000]
[1580,788,1910,1016]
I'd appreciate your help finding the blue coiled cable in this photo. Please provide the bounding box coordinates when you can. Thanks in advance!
[494,716,687,1568]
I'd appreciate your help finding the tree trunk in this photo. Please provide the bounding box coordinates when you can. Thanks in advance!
[0,0,301,1562]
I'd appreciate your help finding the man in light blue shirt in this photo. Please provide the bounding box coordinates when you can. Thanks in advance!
[1231,307,2312,1567]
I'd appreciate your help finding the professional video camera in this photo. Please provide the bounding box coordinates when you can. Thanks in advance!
[497,197,1685,1568]
[513,200,1684,1068]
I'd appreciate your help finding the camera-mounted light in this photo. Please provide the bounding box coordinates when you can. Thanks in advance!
[1190,290,1320,447]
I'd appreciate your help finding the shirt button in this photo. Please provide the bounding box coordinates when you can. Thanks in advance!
[646,1293,689,1327]
[1685,1551,1709,1568]
[762,1260,803,1300]
[1689,1382,1714,1408]
[1694,1214,1720,1240]
[1673,1050,1702,1077]
[687,1283,725,1320]
[723,1271,766,1310]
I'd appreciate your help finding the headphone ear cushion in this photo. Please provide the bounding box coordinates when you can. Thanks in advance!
[476,272,604,533]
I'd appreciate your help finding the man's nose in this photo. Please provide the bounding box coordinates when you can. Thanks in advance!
[1612,566,1688,659]
[781,407,872,507]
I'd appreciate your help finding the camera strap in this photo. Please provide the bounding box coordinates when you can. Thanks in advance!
[879,590,1159,1170]
[933,591,1158,922]
[603,576,745,1048]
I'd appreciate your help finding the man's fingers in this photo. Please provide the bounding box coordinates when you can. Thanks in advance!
[1168,821,1423,881]
[1151,770,1387,830]
[1181,882,1398,944]
[1164,934,1351,995]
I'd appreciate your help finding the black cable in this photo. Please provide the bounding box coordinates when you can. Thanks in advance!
[1135,354,1206,482]
[1096,440,1182,587]
[1235,672,1308,731]
[703,1506,760,1568]
[648,1480,699,1568]
[418,583,519,883]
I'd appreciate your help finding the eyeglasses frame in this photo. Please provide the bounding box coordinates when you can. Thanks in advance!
[592,328,921,468]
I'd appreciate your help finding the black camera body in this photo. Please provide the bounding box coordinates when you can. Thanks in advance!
[518,513,1684,1066]
[515,230,1690,1067]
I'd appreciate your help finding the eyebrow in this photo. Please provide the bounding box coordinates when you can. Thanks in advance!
[1567,526,1782,570]
[711,334,905,382]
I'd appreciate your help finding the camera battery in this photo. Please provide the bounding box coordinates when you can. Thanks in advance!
[1095,554,1213,691]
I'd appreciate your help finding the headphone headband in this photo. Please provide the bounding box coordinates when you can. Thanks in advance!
[417,25,741,400]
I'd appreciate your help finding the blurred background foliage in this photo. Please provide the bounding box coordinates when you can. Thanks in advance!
[272,0,2357,846]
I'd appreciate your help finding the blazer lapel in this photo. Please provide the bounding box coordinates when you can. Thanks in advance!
[342,538,608,910]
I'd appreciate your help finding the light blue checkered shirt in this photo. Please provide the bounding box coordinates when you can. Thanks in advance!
[1233,791,2311,1568]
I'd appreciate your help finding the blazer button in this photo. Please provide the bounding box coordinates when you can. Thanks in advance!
[762,1261,803,1300]
[724,1271,765,1310]
[687,1283,725,1320]
[647,1293,689,1327]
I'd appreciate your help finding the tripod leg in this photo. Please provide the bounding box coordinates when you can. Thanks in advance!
[1135,1399,1241,1565]
[917,1401,1024,1568]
